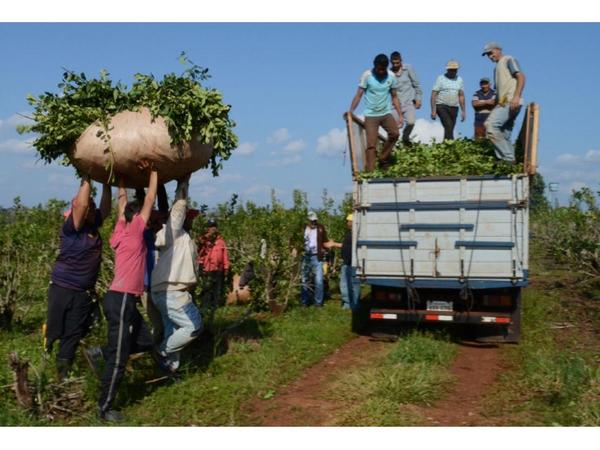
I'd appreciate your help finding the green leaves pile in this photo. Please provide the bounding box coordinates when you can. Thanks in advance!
[17,53,238,176]
[359,138,523,179]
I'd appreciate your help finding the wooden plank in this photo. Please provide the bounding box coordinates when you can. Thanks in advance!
[345,112,359,176]
[529,103,539,175]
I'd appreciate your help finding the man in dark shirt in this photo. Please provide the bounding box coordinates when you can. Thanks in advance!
[46,175,111,380]
[330,214,361,310]
[471,78,496,139]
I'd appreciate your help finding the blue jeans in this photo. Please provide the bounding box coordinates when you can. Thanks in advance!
[151,290,203,370]
[485,104,522,162]
[301,255,324,306]
[339,265,360,310]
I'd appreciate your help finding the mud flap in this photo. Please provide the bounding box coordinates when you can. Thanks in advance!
[475,289,521,344]
[351,298,373,335]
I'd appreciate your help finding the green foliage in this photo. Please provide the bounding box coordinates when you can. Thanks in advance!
[193,190,348,311]
[358,138,523,179]
[17,53,238,176]
[532,187,600,279]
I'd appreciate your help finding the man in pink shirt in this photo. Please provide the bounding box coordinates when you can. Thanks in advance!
[90,161,158,422]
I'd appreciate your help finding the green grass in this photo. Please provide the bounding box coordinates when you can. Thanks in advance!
[482,278,600,426]
[0,301,354,426]
[326,331,458,426]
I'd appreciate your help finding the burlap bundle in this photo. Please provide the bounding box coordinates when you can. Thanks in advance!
[226,274,251,305]
[69,108,213,188]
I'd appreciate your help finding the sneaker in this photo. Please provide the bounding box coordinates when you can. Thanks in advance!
[151,348,176,375]
[82,347,103,378]
[99,408,125,423]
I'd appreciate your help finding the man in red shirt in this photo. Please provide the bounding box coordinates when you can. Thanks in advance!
[197,219,230,310]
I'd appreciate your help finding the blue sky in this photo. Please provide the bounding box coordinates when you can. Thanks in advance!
[1,23,599,208]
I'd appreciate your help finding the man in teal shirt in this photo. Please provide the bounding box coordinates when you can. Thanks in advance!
[348,54,403,172]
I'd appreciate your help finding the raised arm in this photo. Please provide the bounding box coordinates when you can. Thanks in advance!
[168,174,190,232]
[99,183,112,221]
[139,161,158,224]
[72,175,92,231]
[117,178,127,221]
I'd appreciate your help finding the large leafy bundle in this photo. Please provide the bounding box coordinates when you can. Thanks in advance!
[359,139,523,179]
[17,54,237,176]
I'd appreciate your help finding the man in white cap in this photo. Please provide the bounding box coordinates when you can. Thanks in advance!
[481,42,526,162]
[301,211,332,307]
[430,60,466,141]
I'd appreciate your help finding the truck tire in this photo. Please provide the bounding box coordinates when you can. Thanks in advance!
[351,298,372,335]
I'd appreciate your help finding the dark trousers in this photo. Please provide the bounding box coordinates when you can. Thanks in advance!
[201,271,225,309]
[364,114,400,171]
[436,105,458,140]
[98,290,153,413]
[46,283,94,363]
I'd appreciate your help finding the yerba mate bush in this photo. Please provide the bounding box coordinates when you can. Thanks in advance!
[358,138,524,179]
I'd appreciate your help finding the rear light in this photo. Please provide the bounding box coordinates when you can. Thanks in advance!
[425,314,453,322]
[483,294,512,307]
[373,290,402,301]
[481,316,511,324]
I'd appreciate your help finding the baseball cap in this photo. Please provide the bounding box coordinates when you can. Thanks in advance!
[446,60,460,70]
[206,218,218,227]
[480,77,491,84]
[482,42,501,56]
[307,211,318,221]
[346,213,353,221]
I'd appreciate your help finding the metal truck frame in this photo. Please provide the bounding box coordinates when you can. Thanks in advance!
[344,105,539,343]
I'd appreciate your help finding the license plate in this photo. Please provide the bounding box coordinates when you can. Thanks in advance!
[426,301,453,312]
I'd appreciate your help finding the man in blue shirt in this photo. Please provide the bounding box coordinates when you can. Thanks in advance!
[471,78,496,139]
[348,54,403,172]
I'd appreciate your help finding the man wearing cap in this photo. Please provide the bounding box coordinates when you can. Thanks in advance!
[431,60,466,141]
[197,218,230,310]
[301,211,332,307]
[472,78,496,139]
[45,175,111,380]
[347,53,403,172]
[390,51,423,147]
[481,42,526,162]
[150,174,203,374]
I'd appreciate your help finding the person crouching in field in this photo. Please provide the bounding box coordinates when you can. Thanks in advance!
[151,174,203,375]
[88,160,158,422]
[45,175,111,381]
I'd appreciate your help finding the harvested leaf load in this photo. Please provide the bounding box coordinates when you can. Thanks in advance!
[17,54,238,187]
[359,139,524,179]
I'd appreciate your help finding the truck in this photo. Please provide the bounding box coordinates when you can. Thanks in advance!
[344,105,539,343]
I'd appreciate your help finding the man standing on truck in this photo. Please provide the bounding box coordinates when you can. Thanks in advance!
[347,53,403,172]
[390,51,423,147]
[482,42,526,162]
[472,77,496,139]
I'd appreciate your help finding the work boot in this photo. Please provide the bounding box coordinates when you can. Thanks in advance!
[56,358,71,382]
[99,408,125,423]
[82,347,104,378]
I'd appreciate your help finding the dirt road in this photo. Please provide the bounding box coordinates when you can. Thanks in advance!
[244,336,504,426]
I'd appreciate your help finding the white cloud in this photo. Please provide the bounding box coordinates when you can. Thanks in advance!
[0,138,33,153]
[267,128,290,144]
[584,149,600,163]
[539,148,600,204]
[236,142,258,156]
[282,139,306,154]
[411,118,444,144]
[316,128,346,157]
